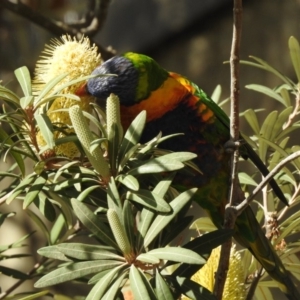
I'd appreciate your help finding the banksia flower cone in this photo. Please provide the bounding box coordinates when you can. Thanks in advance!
[33,34,101,158]
[182,245,246,300]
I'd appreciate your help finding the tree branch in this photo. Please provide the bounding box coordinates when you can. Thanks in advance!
[246,267,264,300]
[236,150,300,214]
[0,0,115,60]
[0,258,46,300]
[213,1,243,299]
[228,1,243,205]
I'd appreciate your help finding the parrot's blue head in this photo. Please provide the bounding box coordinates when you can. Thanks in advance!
[77,52,169,106]
[86,55,139,106]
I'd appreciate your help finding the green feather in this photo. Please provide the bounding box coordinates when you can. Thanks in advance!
[124,52,169,102]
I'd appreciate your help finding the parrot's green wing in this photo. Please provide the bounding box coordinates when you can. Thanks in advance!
[191,81,288,206]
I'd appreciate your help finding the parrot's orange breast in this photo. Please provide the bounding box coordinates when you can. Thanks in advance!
[120,76,190,130]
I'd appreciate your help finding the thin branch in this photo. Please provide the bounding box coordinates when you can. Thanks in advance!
[213,1,243,299]
[0,220,82,299]
[0,258,46,300]
[69,0,97,28]
[237,150,300,214]
[278,182,300,221]
[228,0,243,205]
[0,0,115,60]
[246,267,264,300]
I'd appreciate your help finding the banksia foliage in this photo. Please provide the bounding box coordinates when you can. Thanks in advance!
[33,34,102,158]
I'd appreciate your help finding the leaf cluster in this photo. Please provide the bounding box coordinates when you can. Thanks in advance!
[0,71,232,299]
[188,37,300,299]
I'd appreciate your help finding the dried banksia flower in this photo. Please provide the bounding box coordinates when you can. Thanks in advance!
[33,34,102,158]
[183,245,246,300]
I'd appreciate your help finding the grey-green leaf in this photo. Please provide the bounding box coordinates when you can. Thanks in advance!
[86,265,126,300]
[56,243,125,261]
[279,87,291,107]
[71,199,118,248]
[147,247,204,264]
[37,245,71,261]
[155,269,175,300]
[0,85,20,104]
[243,109,260,135]
[136,253,160,264]
[137,175,174,248]
[34,73,68,106]
[242,57,294,88]
[128,154,186,175]
[15,290,51,300]
[259,111,278,161]
[271,106,293,141]
[0,265,29,280]
[23,174,47,209]
[20,96,34,109]
[101,270,128,300]
[118,110,146,161]
[35,114,55,149]
[246,84,287,107]
[238,172,258,186]
[126,190,171,213]
[210,85,222,104]
[107,177,123,221]
[289,36,300,83]
[34,260,122,287]
[144,188,197,247]
[116,174,139,191]
[129,265,152,300]
[14,66,32,97]
[0,127,25,176]
[6,173,36,204]
[123,200,136,247]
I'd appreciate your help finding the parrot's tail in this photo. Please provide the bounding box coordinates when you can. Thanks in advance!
[234,207,300,300]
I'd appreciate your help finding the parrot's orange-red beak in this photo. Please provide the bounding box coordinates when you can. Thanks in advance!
[75,83,88,96]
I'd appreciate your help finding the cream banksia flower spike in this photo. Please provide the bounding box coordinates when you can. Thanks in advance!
[107,208,133,261]
[69,105,110,182]
[32,34,102,158]
[182,244,246,300]
[106,93,123,144]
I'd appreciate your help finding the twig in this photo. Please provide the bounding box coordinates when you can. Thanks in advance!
[228,0,243,204]
[0,0,115,60]
[278,182,300,221]
[213,1,243,299]
[236,150,300,214]
[0,258,46,300]
[0,219,82,299]
[0,189,14,205]
[246,267,264,300]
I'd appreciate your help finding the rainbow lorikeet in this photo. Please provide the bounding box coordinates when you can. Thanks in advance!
[77,52,299,299]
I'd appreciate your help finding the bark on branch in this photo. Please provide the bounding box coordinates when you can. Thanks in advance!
[0,0,115,60]
[213,1,243,299]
